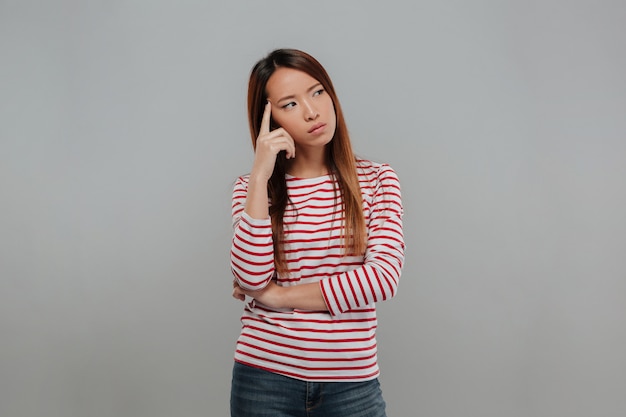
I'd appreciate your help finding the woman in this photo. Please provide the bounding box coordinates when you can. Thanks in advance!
[230,48,404,417]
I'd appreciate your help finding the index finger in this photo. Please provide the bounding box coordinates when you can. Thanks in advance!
[259,101,272,135]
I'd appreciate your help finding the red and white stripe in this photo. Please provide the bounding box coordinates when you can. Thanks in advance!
[230,159,404,382]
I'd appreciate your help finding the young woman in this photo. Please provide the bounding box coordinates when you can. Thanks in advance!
[229,48,405,417]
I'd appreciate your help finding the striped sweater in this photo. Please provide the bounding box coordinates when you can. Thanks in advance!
[230,159,405,382]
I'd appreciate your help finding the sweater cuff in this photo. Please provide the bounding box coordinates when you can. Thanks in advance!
[320,279,341,317]
[240,211,272,228]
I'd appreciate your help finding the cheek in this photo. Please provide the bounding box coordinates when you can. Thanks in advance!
[325,100,337,121]
[271,113,290,130]
[272,115,302,139]
[328,104,337,125]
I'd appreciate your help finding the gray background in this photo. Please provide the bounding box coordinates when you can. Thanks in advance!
[1,1,625,416]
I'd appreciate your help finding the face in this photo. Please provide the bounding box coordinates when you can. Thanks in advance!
[265,67,336,149]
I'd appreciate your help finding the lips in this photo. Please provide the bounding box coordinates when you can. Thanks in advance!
[308,123,326,134]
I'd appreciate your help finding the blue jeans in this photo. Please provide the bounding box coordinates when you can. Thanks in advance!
[230,361,387,417]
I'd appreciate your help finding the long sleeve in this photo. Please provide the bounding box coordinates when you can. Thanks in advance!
[230,160,404,382]
[230,177,275,290]
[319,164,405,317]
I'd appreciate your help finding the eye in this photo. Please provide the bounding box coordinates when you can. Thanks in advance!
[313,88,325,97]
[282,101,296,109]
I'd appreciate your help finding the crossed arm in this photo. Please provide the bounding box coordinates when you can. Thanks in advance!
[232,279,326,311]
[230,165,404,316]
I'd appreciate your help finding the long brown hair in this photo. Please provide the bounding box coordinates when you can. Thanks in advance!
[247,48,366,274]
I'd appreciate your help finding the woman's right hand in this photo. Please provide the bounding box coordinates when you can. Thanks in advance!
[250,101,295,183]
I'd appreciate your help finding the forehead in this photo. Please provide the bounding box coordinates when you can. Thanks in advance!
[266,67,320,99]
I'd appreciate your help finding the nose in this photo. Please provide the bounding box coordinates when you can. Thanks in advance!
[302,100,319,120]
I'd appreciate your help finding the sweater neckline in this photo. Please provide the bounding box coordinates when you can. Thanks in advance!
[285,173,332,182]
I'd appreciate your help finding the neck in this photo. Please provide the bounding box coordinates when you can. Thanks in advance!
[286,147,328,178]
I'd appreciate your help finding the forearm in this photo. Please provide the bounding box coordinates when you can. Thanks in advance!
[320,245,404,316]
[281,282,328,311]
[244,174,270,219]
[230,173,276,289]
[230,214,275,289]
[233,281,328,312]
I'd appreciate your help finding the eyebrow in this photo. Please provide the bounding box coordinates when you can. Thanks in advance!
[276,83,323,103]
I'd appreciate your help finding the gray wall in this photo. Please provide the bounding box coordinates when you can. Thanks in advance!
[1,1,625,416]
